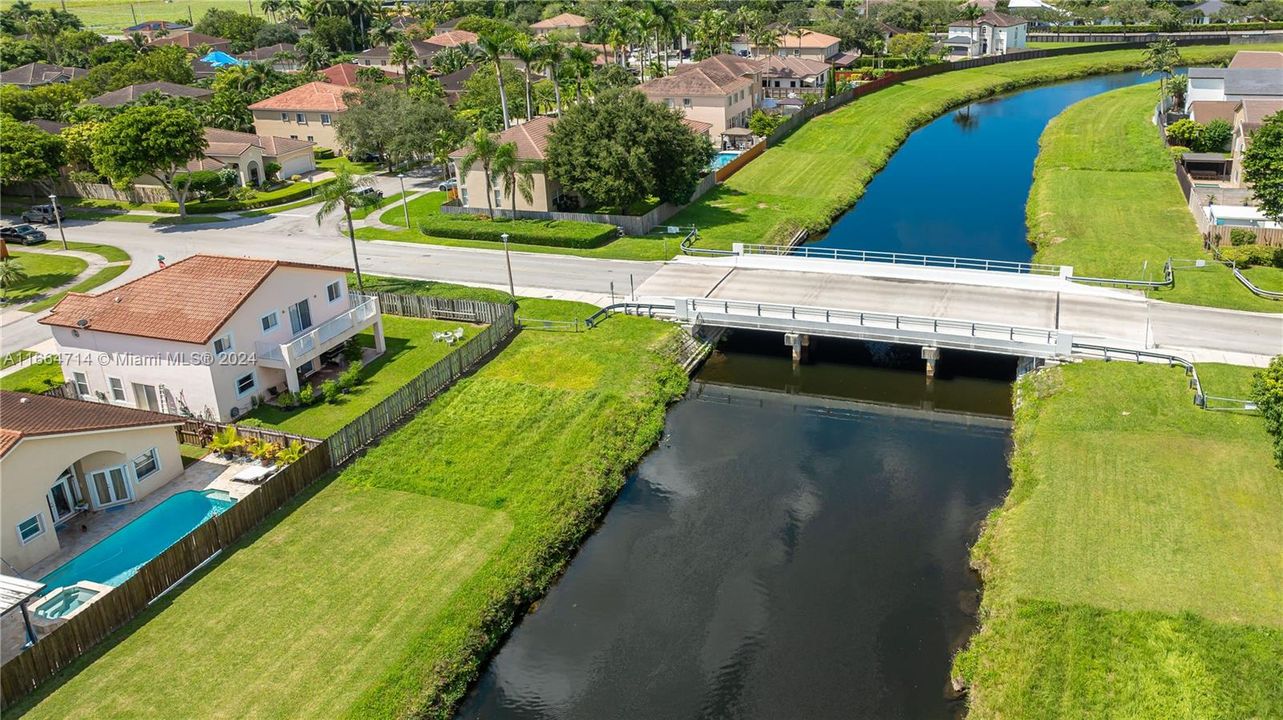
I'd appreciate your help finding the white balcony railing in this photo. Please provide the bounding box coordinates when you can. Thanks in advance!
[256,295,380,368]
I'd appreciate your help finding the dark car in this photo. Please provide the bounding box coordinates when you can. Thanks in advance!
[20,204,64,224]
[0,224,48,245]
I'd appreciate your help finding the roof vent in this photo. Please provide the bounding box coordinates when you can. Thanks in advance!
[76,318,89,328]
[114,296,122,303]
[19,397,30,404]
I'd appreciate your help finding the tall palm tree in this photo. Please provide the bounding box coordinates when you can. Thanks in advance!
[459,128,503,220]
[510,35,540,122]
[280,0,302,21]
[474,32,513,129]
[430,128,460,187]
[565,45,595,103]
[315,168,378,292]
[368,20,398,49]
[261,0,281,23]
[534,39,565,116]
[389,38,415,88]
[492,142,535,220]
[961,4,984,57]
[0,257,25,301]
[295,35,331,71]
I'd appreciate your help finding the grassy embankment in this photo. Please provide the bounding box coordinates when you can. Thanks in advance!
[19,242,131,313]
[1,251,87,305]
[23,0,244,31]
[1029,82,1283,311]
[11,289,688,720]
[954,362,1283,718]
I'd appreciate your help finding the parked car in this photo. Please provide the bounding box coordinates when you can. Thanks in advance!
[438,178,457,192]
[353,187,383,202]
[20,204,64,224]
[0,224,48,245]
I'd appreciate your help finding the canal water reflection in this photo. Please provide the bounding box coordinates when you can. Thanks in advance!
[457,334,1013,719]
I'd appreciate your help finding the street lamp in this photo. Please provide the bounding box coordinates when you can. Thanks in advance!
[501,232,515,298]
[397,173,409,227]
[49,194,67,250]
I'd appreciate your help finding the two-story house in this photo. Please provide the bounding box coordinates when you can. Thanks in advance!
[450,116,564,214]
[249,82,353,152]
[354,30,478,70]
[944,12,1028,58]
[771,29,841,62]
[39,255,385,422]
[640,54,762,148]
[759,56,831,97]
[530,12,592,38]
[1186,51,1283,112]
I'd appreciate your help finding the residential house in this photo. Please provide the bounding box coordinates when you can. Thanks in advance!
[1230,98,1283,186]
[530,12,592,38]
[0,391,183,573]
[122,20,190,39]
[191,58,219,80]
[148,31,232,53]
[249,81,353,151]
[130,128,313,188]
[320,62,399,87]
[438,64,480,106]
[1185,51,1283,111]
[28,119,67,134]
[944,12,1028,58]
[1188,0,1229,23]
[759,55,830,97]
[86,81,213,108]
[236,43,299,72]
[40,254,385,421]
[427,29,478,48]
[1229,50,1283,69]
[0,62,87,89]
[450,116,565,214]
[640,54,762,148]
[771,29,841,62]
[355,39,438,70]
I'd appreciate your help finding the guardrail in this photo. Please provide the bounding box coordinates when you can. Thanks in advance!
[585,302,676,328]
[1069,343,1257,411]
[1068,259,1176,289]
[680,227,734,257]
[1204,240,1283,301]
[733,244,1066,275]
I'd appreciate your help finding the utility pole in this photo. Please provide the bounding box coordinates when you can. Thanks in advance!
[501,233,515,298]
[49,194,67,250]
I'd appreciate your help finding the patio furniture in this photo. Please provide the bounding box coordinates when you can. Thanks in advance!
[231,464,274,485]
[453,328,464,341]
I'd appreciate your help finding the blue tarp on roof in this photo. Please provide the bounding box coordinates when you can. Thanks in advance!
[201,51,244,68]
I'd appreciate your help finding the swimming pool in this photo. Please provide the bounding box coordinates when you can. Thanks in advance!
[709,151,741,170]
[38,490,234,592]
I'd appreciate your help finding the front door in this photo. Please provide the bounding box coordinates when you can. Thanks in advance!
[47,469,78,523]
[88,466,131,508]
[133,383,160,412]
[288,299,312,334]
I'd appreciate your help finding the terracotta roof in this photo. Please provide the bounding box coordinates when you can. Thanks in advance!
[88,81,212,108]
[0,391,180,458]
[760,55,829,79]
[148,31,229,49]
[203,127,313,157]
[237,43,297,62]
[1229,51,1283,69]
[450,116,556,162]
[530,12,590,29]
[0,62,87,87]
[320,63,399,87]
[39,254,350,344]
[1189,100,1241,125]
[643,55,754,96]
[775,29,840,49]
[426,29,477,47]
[682,117,713,135]
[358,39,438,60]
[249,81,353,112]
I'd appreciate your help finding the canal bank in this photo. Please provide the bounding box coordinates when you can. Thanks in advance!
[457,333,1017,719]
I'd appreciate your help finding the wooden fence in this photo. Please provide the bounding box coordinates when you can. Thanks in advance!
[0,444,333,708]
[1205,225,1283,247]
[175,420,322,450]
[714,142,766,183]
[371,293,513,324]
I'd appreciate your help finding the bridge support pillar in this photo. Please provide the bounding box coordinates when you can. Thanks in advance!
[785,332,810,367]
[1016,356,1040,379]
[921,346,940,380]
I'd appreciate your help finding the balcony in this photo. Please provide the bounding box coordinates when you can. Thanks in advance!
[256,295,381,371]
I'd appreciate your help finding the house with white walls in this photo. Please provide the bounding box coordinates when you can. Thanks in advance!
[39,255,384,421]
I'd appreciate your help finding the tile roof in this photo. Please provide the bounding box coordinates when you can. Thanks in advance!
[643,55,754,96]
[979,11,1028,27]
[320,62,400,86]
[682,117,713,135]
[760,55,830,79]
[1189,99,1241,125]
[1224,68,1283,96]
[124,19,188,32]
[0,62,87,87]
[88,81,213,108]
[358,39,439,60]
[249,81,353,112]
[0,391,181,458]
[774,28,840,49]
[39,254,350,344]
[1229,51,1283,70]
[426,29,477,47]
[203,127,313,157]
[1240,98,1283,133]
[530,12,590,29]
[148,31,229,49]
[237,43,297,62]
[450,116,557,161]
[1187,67,1226,79]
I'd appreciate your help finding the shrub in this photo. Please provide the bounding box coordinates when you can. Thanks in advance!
[238,418,265,427]
[1168,144,1191,160]
[151,179,334,213]
[1251,356,1283,469]
[748,109,786,138]
[342,338,363,364]
[1221,244,1283,268]
[417,214,617,249]
[1166,119,1204,149]
[1201,119,1233,152]
[314,147,335,160]
[276,390,297,408]
[298,384,316,405]
[337,360,364,391]
[1230,228,1257,246]
[321,379,341,403]
[264,161,282,182]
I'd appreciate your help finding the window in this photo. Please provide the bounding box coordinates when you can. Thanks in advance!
[281,112,289,122]
[290,134,299,140]
[261,311,278,332]
[235,372,256,396]
[288,299,312,333]
[212,334,233,355]
[683,97,691,107]
[307,135,314,142]
[321,113,332,125]
[326,280,342,302]
[72,371,89,396]
[16,514,43,544]
[108,377,126,402]
[296,113,307,124]
[133,448,159,481]
[494,188,502,206]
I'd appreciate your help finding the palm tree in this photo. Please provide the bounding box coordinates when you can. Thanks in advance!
[368,20,398,49]
[295,35,331,71]
[260,0,281,23]
[565,45,595,103]
[534,39,565,116]
[961,4,984,57]
[510,35,540,122]
[430,128,461,187]
[458,128,503,220]
[280,0,302,21]
[693,10,733,60]
[389,38,415,88]
[492,142,535,220]
[474,32,513,129]
[1143,39,1182,104]
[0,257,27,302]
[315,168,378,292]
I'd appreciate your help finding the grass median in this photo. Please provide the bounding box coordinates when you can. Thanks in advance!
[954,362,1283,718]
[20,243,132,314]
[2,251,87,305]
[12,295,688,720]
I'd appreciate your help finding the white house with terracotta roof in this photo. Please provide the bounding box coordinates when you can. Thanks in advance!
[249,81,352,151]
[450,116,564,214]
[530,12,592,38]
[759,56,830,96]
[39,255,385,422]
[0,391,183,573]
[640,54,762,147]
[944,12,1028,57]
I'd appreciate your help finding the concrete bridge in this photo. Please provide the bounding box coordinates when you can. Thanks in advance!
[635,252,1283,369]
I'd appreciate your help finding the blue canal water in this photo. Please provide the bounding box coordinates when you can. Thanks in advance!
[811,71,1152,261]
[39,490,233,591]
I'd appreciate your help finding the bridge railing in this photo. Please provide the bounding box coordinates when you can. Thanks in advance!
[733,244,1066,275]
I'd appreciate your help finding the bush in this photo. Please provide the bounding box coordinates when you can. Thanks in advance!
[1201,119,1233,152]
[342,338,363,364]
[314,147,335,160]
[337,360,364,391]
[1230,228,1257,246]
[417,213,617,249]
[1166,119,1203,149]
[152,179,334,213]
[276,390,297,408]
[1221,244,1283,268]
[298,383,316,405]
[321,379,341,403]
[238,418,265,428]
[1168,144,1191,160]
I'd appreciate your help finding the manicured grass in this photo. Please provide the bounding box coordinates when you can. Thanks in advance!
[1,350,35,369]
[1027,41,1107,49]
[243,315,481,438]
[24,0,244,31]
[179,443,209,468]
[1242,265,1283,293]
[357,274,515,304]
[24,264,130,313]
[14,298,686,720]
[954,362,1283,718]
[65,242,129,263]
[0,359,64,393]
[351,191,409,220]
[1029,82,1281,312]
[671,45,1283,252]
[381,192,617,249]
[2,251,88,304]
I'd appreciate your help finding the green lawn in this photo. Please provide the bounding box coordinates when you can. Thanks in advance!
[0,359,64,393]
[357,274,515,304]
[318,156,383,175]
[13,297,686,719]
[23,0,245,31]
[2,251,88,305]
[954,362,1283,718]
[243,315,482,438]
[1030,82,1281,312]
[19,242,131,313]
[351,191,409,220]
[672,44,1283,253]
[1,350,35,369]
[178,443,209,468]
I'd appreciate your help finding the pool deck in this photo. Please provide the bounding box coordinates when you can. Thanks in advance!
[1,455,257,662]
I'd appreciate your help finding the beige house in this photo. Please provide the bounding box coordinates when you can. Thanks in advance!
[0,391,183,573]
[530,12,591,38]
[450,116,563,214]
[1230,98,1283,186]
[759,56,830,96]
[40,254,385,421]
[640,54,761,148]
[770,29,841,61]
[249,82,353,152]
[355,31,476,70]
[133,128,315,188]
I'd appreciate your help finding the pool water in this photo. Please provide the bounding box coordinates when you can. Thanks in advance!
[710,151,741,170]
[33,585,100,620]
[38,490,234,592]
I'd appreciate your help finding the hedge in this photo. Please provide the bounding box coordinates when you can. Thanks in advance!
[1033,22,1283,33]
[152,179,336,214]
[417,212,618,248]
